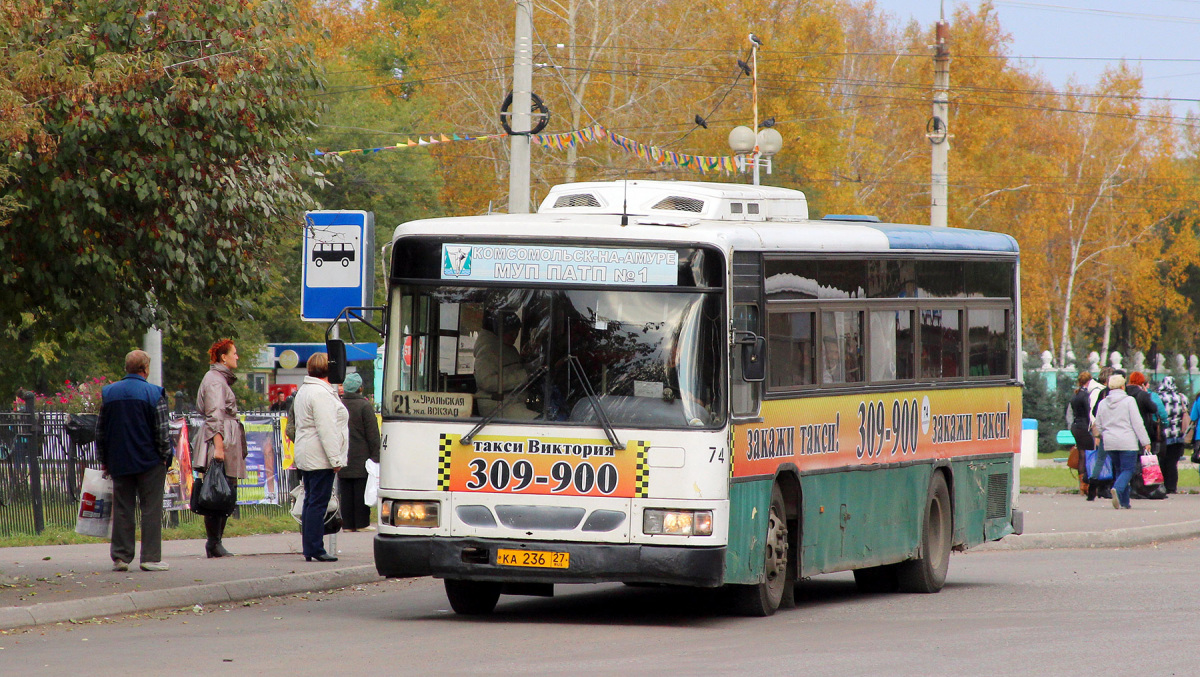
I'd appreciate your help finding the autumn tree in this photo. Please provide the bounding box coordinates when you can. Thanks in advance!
[0,0,323,340]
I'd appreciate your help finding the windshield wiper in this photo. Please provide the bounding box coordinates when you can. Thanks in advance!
[462,365,547,444]
[566,355,624,450]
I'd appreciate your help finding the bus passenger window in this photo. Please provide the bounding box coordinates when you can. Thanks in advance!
[968,308,1009,377]
[870,310,914,381]
[820,310,863,384]
[920,308,962,378]
[768,311,814,388]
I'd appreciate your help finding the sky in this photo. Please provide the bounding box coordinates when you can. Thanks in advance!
[872,0,1200,119]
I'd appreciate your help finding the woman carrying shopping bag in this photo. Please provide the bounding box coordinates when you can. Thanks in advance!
[194,339,247,557]
[1092,373,1152,510]
[292,352,348,562]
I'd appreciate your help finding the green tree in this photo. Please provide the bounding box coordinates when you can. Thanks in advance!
[0,0,324,339]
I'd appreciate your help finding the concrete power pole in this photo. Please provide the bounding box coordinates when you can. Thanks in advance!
[507,0,534,214]
[144,326,162,386]
[929,14,951,228]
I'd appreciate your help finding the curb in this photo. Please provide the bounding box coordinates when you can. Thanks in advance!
[976,519,1200,551]
[0,564,380,632]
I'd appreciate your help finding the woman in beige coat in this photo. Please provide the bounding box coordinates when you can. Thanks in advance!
[195,339,247,557]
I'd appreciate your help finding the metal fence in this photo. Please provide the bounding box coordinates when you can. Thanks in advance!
[0,408,293,537]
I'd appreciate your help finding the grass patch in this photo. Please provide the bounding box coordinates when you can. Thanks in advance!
[1020,466,1200,490]
[0,506,298,548]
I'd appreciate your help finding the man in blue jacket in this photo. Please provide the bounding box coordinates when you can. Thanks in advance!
[96,350,173,572]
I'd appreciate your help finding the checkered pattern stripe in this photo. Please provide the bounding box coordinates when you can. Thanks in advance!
[437,434,454,491]
[632,440,649,498]
[729,428,736,477]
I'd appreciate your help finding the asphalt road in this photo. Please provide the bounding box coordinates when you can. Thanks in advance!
[4,541,1198,676]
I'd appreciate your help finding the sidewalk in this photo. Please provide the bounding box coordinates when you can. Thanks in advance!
[2,492,1198,631]
[0,529,381,631]
[982,490,1200,551]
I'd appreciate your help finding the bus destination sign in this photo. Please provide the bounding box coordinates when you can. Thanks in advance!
[441,244,677,286]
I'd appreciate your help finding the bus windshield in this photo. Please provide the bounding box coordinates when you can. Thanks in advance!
[385,285,725,429]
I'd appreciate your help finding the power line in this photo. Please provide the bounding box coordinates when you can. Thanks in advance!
[993,0,1200,24]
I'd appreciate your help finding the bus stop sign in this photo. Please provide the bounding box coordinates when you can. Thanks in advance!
[301,210,375,322]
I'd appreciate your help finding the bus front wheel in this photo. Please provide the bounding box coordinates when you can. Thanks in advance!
[341,257,350,267]
[314,258,323,267]
[444,579,501,615]
[733,484,790,616]
[897,471,952,593]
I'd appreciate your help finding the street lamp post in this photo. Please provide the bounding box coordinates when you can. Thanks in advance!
[728,35,782,185]
[729,126,782,186]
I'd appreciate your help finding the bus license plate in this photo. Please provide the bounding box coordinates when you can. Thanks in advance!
[496,549,569,569]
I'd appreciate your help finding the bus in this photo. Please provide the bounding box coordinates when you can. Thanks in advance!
[312,241,356,267]
[356,179,1022,616]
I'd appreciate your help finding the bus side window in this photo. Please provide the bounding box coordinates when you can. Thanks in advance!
[731,303,761,418]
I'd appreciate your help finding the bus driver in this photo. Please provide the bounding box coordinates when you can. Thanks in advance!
[473,311,538,420]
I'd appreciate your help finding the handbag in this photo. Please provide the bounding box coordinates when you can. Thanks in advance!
[75,468,113,538]
[192,460,236,516]
[290,478,342,534]
[1067,446,1080,471]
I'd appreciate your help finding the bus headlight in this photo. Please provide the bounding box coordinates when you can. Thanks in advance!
[382,499,440,528]
[643,509,713,536]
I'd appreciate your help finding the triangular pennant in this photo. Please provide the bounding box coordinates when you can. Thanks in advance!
[440,134,451,142]
[418,138,430,145]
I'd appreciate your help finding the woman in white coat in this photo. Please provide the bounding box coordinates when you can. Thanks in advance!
[292,352,348,561]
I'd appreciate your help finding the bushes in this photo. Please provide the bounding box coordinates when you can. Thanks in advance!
[1023,370,1074,453]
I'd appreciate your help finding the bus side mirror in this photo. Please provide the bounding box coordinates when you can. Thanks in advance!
[326,339,347,384]
[741,335,766,382]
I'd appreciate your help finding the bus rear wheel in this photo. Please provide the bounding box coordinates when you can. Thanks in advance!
[897,471,952,593]
[734,484,789,616]
[444,579,501,615]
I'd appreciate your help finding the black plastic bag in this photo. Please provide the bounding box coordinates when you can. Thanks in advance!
[192,460,236,516]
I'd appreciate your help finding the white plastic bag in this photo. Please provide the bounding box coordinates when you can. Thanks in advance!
[364,459,380,506]
[75,468,113,538]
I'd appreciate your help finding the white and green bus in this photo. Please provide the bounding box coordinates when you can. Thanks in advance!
[356,180,1022,616]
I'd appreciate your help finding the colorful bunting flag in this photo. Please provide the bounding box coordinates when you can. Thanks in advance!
[311,123,736,175]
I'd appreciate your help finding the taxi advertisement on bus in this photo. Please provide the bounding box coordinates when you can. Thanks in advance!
[734,386,1022,478]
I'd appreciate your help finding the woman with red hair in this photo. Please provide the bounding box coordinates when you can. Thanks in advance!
[195,339,247,557]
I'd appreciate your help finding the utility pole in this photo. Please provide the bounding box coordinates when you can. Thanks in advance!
[929,8,951,228]
[508,0,534,214]
[144,327,162,386]
[751,37,761,186]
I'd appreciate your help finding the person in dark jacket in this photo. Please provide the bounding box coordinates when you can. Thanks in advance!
[1126,371,1161,448]
[96,350,173,572]
[338,372,380,532]
[1067,371,1103,500]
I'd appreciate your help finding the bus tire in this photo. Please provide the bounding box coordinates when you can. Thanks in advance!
[853,564,899,593]
[733,484,789,616]
[341,257,350,267]
[314,258,323,267]
[444,579,502,615]
[897,471,952,593]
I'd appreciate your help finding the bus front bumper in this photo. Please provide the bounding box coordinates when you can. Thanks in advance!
[374,534,726,587]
